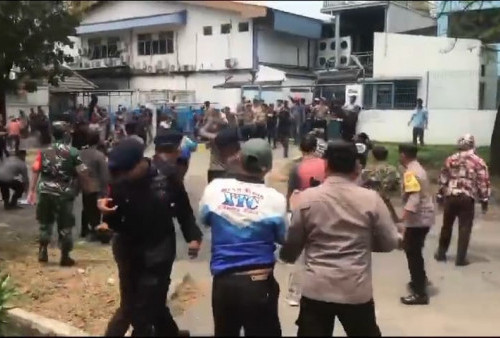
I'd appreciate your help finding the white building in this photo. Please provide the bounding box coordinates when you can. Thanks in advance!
[357,32,498,146]
[72,1,324,110]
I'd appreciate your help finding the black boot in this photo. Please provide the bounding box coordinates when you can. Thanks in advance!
[38,244,48,263]
[60,251,75,267]
[400,293,429,305]
[455,259,470,267]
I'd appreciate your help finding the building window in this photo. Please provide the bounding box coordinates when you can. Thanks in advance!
[138,34,151,56]
[107,37,119,57]
[221,23,231,34]
[319,42,326,51]
[363,80,418,110]
[88,38,102,60]
[238,22,249,32]
[138,32,174,56]
[203,26,212,36]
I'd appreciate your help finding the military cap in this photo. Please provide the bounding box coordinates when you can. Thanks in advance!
[154,128,183,148]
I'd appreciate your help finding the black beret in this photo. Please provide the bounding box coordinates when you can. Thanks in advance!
[154,128,183,148]
[108,138,144,171]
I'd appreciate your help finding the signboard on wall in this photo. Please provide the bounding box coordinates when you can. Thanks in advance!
[345,84,363,106]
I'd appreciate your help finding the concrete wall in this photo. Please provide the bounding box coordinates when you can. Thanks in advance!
[80,1,254,71]
[256,27,312,68]
[5,87,49,118]
[386,3,436,34]
[373,32,490,109]
[358,108,497,146]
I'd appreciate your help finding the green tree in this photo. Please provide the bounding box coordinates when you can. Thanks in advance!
[0,1,79,120]
[0,270,16,335]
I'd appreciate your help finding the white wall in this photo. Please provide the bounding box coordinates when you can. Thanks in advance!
[131,73,241,109]
[257,27,311,68]
[80,1,253,71]
[373,33,483,109]
[358,109,496,146]
[5,87,49,118]
[386,4,436,34]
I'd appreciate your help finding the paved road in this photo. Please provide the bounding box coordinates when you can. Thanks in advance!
[2,143,500,336]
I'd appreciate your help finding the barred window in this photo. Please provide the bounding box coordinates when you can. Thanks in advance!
[363,80,418,110]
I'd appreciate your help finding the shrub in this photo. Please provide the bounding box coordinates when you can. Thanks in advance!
[0,271,17,335]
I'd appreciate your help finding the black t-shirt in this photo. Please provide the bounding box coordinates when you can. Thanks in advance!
[277,109,291,133]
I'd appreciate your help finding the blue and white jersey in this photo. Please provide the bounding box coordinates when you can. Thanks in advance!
[199,178,287,276]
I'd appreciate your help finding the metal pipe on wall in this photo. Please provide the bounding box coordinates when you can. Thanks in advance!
[334,13,340,69]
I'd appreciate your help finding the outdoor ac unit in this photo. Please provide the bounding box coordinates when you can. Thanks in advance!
[142,61,148,71]
[147,65,153,73]
[104,59,113,67]
[83,62,91,68]
[92,60,101,68]
[120,53,130,65]
[72,56,82,67]
[170,64,177,72]
[113,59,122,67]
[135,62,141,69]
[187,64,195,71]
[225,58,237,69]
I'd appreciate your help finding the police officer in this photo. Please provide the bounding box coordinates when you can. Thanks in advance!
[398,144,435,305]
[98,137,202,336]
[27,121,91,266]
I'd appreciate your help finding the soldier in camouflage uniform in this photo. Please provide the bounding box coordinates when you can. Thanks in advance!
[27,121,90,266]
[360,146,401,223]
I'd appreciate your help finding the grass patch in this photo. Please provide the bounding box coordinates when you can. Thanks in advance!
[372,142,490,171]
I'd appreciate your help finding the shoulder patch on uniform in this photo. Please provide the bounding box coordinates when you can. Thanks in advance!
[403,171,421,193]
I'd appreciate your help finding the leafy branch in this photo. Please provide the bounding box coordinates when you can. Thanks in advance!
[0,271,17,336]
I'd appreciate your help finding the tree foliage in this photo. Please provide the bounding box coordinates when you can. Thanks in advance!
[0,1,79,118]
[0,270,17,335]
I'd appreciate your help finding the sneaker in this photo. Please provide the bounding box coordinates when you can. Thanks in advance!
[455,259,470,267]
[400,293,429,305]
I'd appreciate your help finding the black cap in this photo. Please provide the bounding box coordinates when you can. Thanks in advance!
[323,140,358,174]
[108,138,144,171]
[154,128,183,148]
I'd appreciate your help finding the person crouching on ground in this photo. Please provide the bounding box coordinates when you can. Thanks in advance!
[199,138,287,336]
[280,140,401,337]
[0,149,28,210]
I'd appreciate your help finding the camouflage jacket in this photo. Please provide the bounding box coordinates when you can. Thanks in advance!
[360,163,401,198]
[33,141,87,199]
[438,150,491,202]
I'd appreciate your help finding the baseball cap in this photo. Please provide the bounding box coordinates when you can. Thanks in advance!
[214,127,241,150]
[240,138,273,174]
[108,138,144,171]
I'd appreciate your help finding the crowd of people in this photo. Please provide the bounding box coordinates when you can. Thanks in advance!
[0,91,492,336]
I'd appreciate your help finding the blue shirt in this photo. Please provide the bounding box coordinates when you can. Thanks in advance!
[411,108,428,128]
[199,178,287,275]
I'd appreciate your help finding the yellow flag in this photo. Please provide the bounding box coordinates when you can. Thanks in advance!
[404,172,421,193]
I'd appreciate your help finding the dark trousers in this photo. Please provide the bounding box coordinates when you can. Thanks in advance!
[105,234,178,336]
[267,127,277,148]
[240,124,254,141]
[277,133,289,158]
[0,179,23,208]
[404,227,430,295]
[212,272,281,337]
[81,192,101,237]
[255,123,267,140]
[207,169,226,184]
[296,297,381,337]
[313,120,328,141]
[412,127,424,146]
[0,137,8,161]
[437,195,475,263]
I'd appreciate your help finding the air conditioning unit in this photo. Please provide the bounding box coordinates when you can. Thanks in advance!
[146,65,154,73]
[187,65,195,71]
[155,61,163,72]
[225,58,237,69]
[142,61,148,71]
[170,64,177,72]
[113,59,122,67]
[135,62,141,69]
[72,56,82,67]
[83,62,91,68]
[92,60,101,68]
[120,53,130,65]
[104,58,113,67]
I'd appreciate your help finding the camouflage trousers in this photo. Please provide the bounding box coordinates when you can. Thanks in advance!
[36,193,75,252]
